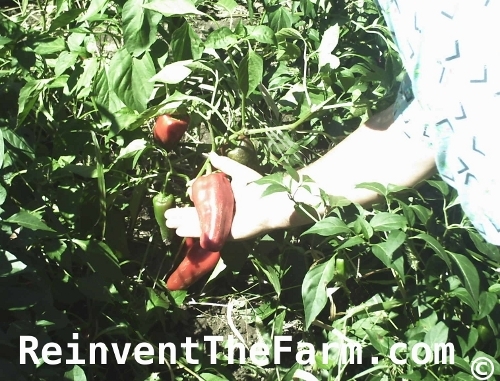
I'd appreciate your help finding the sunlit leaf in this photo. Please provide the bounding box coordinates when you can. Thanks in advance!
[370,212,407,231]
[302,217,351,237]
[171,22,203,61]
[205,27,238,50]
[411,233,451,268]
[108,48,155,112]
[151,60,192,84]
[238,50,263,97]
[448,252,480,309]
[5,210,56,232]
[302,257,336,329]
[143,0,205,17]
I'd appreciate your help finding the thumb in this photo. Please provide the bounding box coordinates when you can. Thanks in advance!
[209,152,261,183]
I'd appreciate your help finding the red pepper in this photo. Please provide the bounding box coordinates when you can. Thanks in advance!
[166,238,220,290]
[191,172,235,252]
[153,114,189,149]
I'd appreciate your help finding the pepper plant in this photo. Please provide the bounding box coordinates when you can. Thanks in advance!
[0,0,498,380]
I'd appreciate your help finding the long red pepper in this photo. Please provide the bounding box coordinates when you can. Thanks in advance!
[166,238,220,290]
[191,172,235,252]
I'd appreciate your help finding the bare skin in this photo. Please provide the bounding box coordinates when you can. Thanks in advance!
[165,105,437,240]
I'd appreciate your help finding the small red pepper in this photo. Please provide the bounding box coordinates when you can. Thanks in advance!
[191,172,235,252]
[166,238,220,290]
[153,114,189,149]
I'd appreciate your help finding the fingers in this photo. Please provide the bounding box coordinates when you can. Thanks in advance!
[165,207,202,237]
[208,152,261,183]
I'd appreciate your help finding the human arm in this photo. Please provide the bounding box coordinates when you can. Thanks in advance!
[165,105,437,240]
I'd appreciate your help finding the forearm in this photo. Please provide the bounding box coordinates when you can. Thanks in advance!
[265,106,437,230]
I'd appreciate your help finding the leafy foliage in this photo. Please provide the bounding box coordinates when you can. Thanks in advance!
[1,0,498,380]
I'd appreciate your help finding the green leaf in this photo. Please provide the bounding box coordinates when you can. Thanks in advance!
[448,252,480,309]
[366,329,393,355]
[0,250,28,277]
[108,48,155,112]
[146,288,170,312]
[43,239,70,269]
[0,184,6,206]
[116,139,148,161]
[352,216,374,240]
[268,6,293,31]
[302,257,337,329]
[457,327,478,356]
[477,291,497,320]
[151,60,192,84]
[411,233,451,268]
[356,182,387,196]
[450,287,477,312]
[0,36,13,47]
[409,204,432,225]
[424,321,448,348]
[301,217,351,237]
[253,258,281,296]
[247,25,276,44]
[77,0,109,21]
[0,128,4,170]
[254,172,284,186]
[54,51,79,77]
[171,22,203,61]
[489,284,500,295]
[238,50,263,97]
[275,28,303,40]
[91,131,107,237]
[123,0,162,57]
[369,212,407,231]
[33,37,66,55]
[260,183,288,197]
[75,273,114,302]
[143,0,205,17]
[204,27,238,50]
[200,373,227,381]
[468,230,500,262]
[216,0,238,12]
[277,41,301,61]
[73,239,123,282]
[49,9,84,31]
[62,164,99,178]
[72,57,100,99]
[371,230,406,267]
[17,80,46,127]
[5,210,56,232]
[337,236,365,250]
[317,24,340,69]
[94,65,111,111]
[426,179,449,196]
[284,164,300,182]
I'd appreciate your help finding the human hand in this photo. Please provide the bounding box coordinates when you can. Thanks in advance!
[165,152,294,241]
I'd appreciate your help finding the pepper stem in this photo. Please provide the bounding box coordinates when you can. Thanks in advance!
[161,172,172,194]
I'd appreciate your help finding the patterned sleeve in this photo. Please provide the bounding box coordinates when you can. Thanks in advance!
[376,0,500,245]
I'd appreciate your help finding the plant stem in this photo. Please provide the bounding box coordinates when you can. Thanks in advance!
[231,99,353,139]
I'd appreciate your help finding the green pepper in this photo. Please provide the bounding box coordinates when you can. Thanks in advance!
[153,192,175,245]
[226,136,258,169]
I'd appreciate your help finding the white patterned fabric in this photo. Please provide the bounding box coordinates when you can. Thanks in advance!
[375,0,500,245]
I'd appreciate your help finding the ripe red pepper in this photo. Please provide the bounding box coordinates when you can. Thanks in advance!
[153,114,189,149]
[191,172,235,252]
[153,192,175,245]
[166,238,220,290]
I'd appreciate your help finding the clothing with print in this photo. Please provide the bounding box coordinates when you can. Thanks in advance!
[375,0,500,245]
